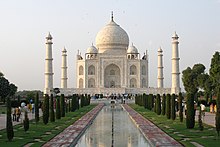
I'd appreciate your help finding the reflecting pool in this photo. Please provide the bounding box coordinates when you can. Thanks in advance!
[75,104,150,147]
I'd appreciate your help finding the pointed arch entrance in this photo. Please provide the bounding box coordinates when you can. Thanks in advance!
[104,64,121,88]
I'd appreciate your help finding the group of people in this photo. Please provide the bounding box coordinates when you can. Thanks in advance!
[12,107,21,122]
[210,103,217,113]
[11,102,35,122]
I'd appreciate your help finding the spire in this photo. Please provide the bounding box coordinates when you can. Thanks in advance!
[46,32,53,40]
[111,11,114,21]
[62,46,67,53]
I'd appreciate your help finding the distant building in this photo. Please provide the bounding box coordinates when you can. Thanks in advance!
[44,13,180,96]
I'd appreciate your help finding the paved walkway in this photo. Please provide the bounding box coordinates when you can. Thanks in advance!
[0,109,42,130]
[123,104,183,147]
[42,103,104,147]
[194,111,215,127]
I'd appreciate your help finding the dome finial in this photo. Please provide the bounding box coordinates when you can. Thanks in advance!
[111,11,114,21]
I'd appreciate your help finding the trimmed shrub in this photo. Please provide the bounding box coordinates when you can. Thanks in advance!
[156,94,161,115]
[179,92,183,122]
[171,94,176,120]
[50,94,55,122]
[56,96,61,119]
[161,94,166,115]
[166,94,171,119]
[186,93,195,129]
[23,111,29,132]
[6,97,14,141]
[60,94,65,117]
[149,94,154,110]
[143,93,147,109]
[43,94,49,124]
[35,92,39,123]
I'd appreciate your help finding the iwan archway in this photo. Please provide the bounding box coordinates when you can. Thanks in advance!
[104,64,121,88]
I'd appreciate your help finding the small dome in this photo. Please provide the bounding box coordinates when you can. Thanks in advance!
[87,45,98,54]
[95,16,129,50]
[127,44,138,54]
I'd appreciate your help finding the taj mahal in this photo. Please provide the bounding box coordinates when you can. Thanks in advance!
[44,13,181,96]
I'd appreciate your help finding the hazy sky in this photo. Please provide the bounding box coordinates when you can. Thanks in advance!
[0,0,219,91]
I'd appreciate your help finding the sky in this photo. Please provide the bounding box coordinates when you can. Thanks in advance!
[0,0,219,91]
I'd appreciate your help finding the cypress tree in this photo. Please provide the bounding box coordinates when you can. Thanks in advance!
[43,94,49,124]
[149,94,154,110]
[216,87,220,136]
[171,94,176,120]
[161,94,166,115]
[76,95,80,110]
[156,94,161,115]
[60,94,65,117]
[56,96,61,119]
[166,94,171,119]
[6,97,14,141]
[71,95,74,112]
[81,95,84,108]
[146,94,149,109]
[179,92,183,122]
[35,92,39,123]
[186,93,195,129]
[143,94,147,109]
[68,97,71,112]
[23,111,29,132]
[198,106,204,131]
[153,95,156,113]
[50,94,55,122]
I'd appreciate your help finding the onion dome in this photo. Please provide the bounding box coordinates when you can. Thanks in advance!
[127,43,138,54]
[86,44,98,54]
[95,13,129,52]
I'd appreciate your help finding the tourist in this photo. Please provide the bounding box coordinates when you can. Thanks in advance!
[194,101,197,115]
[12,107,16,121]
[32,103,35,113]
[184,103,187,115]
[200,104,206,118]
[210,103,214,113]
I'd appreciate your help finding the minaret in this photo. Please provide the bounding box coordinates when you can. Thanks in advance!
[44,32,54,95]
[61,47,68,89]
[157,47,164,88]
[171,32,180,94]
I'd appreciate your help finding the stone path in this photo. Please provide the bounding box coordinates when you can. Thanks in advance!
[42,103,104,147]
[122,104,183,147]
[0,109,42,130]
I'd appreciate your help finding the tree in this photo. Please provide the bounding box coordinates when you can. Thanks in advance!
[149,94,154,110]
[8,83,17,97]
[56,96,61,119]
[60,94,65,117]
[182,64,206,128]
[198,106,204,131]
[166,94,171,119]
[35,92,39,123]
[143,94,147,109]
[171,94,176,120]
[209,51,220,94]
[6,96,14,141]
[179,92,183,122]
[156,94,161,115]
[50,94,55,122]
[161,94,166,115]
[216,87,220,136]
[43,94,49,124]
[23,110,29,132]
[186,93,195,129]
[0,76,10,103]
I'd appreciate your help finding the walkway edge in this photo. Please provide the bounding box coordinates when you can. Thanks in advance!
[122,104,183,147]
[42,103,104,147]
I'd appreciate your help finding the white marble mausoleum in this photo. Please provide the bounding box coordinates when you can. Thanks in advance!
[44,14,181,96]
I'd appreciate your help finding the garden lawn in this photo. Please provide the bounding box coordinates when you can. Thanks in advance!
[0,104,96,147]
[130,104,219,147]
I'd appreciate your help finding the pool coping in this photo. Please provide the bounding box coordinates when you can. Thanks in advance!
[42,103,104,147]
[122,104,183,147]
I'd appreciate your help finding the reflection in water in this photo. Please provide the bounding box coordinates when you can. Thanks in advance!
[76,104,150,147]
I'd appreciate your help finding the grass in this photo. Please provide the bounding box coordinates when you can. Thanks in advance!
[0,104,96,147]
[129,104,219,147]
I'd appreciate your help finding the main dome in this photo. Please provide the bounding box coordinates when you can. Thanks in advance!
[95,16,129,50]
